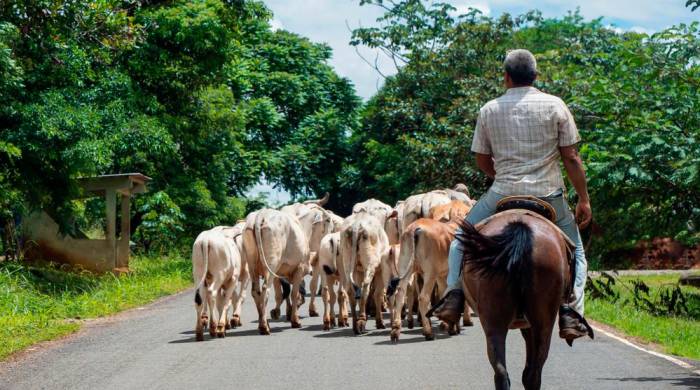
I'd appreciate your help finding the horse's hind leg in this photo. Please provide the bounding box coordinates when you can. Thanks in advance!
[486,328,510,390]
[521,318,554,390]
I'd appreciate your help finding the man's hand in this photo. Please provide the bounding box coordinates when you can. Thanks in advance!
[575,200,592,229]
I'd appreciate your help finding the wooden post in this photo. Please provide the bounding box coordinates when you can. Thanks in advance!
[117,194,130,269]
[105,189,116,269]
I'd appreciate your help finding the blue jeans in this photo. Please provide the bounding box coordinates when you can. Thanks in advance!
[446,188,588,314]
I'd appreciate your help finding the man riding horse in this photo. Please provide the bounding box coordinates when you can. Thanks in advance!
[433,49,592,341]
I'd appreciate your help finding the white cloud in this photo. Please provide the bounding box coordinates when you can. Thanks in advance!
[270,18,284,31]
[451,2,491,16]
[262,0,694,100]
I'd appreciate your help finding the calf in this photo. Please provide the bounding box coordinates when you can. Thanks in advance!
[192,230,241,341]
[242,209,311,334]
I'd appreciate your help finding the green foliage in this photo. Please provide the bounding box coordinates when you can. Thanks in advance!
[132,191,185,254]
[350,2,700,264]
[0,255,192,360]
[587,273,700,359]
[0,0,358,252]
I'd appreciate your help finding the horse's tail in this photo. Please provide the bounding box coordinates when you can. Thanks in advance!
[456,220,533,310]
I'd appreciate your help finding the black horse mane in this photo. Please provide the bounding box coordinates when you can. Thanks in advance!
[456,219,534,310]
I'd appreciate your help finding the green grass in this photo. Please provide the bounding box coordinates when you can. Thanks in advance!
[587,272,700,360]
[0,256,192,361]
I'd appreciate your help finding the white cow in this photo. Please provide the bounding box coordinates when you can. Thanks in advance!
[318,232,348,330]
[400,191,452,235]
[338,211,391,334]
[242,209,311,334]
[280,202,339,317]
[192,229,242,341]
[210,222,249,328]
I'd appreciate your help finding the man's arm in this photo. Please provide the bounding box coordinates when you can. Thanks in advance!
[475,153,496,179]
[559,145,592,229]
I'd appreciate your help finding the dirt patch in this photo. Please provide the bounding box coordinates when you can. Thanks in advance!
[620,239,700,270]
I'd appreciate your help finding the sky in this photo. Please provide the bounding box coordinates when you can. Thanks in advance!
[263,0,698,100]
[251,0,697,203]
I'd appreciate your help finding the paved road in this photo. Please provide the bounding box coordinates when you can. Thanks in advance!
[1,287,699,390]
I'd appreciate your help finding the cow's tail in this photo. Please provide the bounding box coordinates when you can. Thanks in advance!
[348,226,359,287]
[254,211,286,281]
[194,236,209,306]
[387,227,420,296]
[322,236,338,276]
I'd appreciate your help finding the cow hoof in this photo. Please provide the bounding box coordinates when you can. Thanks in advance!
[439,321,449,331]
[270,309,280,320]
[195,332,204,342]
[424,333,435,341]
[259,326,271,335]
[217,331,225,338]
[407,319,414,329]
[309,309,319,317]
[323,320,331,331]
[463,319,474,327]
[291,320,302,329]
[358,320,367,334]
[230,317,240,328]
[390,328,400,343]
[225,322,231,330]
[376,321,386,330]
[209,328,216,337]
[330,317,337,327]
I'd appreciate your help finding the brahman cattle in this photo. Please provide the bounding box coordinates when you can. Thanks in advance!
[338,211,391,334]
[192,229,242,341]
[211,222,249,328]
[241,209,311,334]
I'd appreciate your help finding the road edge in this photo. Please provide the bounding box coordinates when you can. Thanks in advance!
[590,320,700,376]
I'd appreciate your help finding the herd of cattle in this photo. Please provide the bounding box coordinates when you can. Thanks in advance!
[191,184,477,342]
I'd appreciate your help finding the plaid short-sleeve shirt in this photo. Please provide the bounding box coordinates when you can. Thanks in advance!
[471,86,580,197]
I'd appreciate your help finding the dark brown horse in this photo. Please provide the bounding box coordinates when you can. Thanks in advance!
[457,211,574,390]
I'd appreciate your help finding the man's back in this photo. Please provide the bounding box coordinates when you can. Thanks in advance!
[471,86,580,197]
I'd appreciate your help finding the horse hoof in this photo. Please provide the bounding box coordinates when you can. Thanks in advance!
[195,332,204,342]
[270,309,280,320]
[309,309,319,317]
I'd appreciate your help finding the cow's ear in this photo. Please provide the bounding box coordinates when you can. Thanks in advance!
[388,209,398,219]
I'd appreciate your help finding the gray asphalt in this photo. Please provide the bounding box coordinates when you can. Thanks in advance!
[1,286,699,390]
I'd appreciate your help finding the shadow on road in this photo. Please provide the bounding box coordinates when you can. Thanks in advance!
[597,376,700,387]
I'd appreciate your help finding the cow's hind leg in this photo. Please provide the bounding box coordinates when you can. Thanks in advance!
[269,278,283,321]
[289,267,305,328]
[390,275,411,343]
[308,262,320,317]
[216,279,236,338]
[322,275,333,330]
[418,271,437,341]
[405,281,416,329]
[373,272,386,329]
[252,276,271,335]
[194,285,207,341]
[337,284,349,327]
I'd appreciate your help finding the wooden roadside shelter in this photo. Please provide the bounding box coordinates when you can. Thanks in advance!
[23,173,151,273]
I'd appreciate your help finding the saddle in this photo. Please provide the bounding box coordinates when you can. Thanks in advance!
[496,195,557,223]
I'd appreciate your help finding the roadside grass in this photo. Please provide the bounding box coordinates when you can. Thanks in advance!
[586,272,700,360]
[0,256,192,361]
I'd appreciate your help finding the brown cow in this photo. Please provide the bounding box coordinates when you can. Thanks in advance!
[389,218,472,342]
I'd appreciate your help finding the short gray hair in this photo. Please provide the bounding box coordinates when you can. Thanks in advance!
[504,49,537,85]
